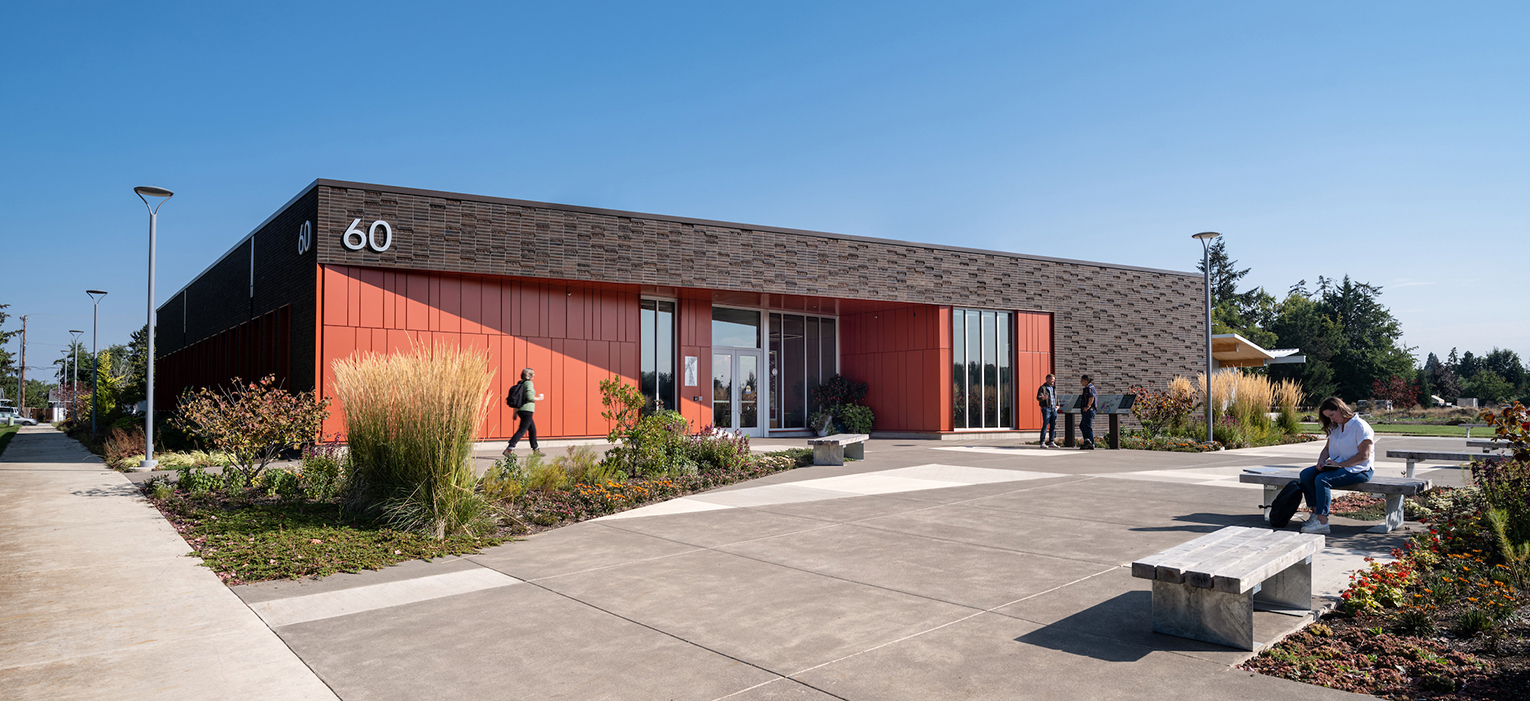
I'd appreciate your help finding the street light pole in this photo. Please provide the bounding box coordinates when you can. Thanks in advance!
[1193,232,1221,446]
[87,290,107,434]
[135,186,174,472]
[69,330,83,421]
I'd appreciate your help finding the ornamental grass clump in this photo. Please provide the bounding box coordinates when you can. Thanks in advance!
[333,341,496,539]
[1275,379,1304,434]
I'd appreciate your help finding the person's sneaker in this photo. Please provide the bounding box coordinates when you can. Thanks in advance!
[1300,518,1330,534]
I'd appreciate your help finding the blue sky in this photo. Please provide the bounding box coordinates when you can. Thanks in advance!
[3,1,1526,380]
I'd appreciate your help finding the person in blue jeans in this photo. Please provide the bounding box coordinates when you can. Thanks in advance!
[1078,375,1097,449]
[1298,397,1375,534]
[1036,373,1059,448]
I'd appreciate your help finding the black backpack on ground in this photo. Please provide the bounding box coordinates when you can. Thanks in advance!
[1268,482,1304,528]
[506,380,527,408]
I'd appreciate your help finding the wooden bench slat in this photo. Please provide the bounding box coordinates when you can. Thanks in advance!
[1130,527,1254,579]
[808,433,868,446]
[1209,536,1324,594]
[1152,529,1280,584]
[1384,450,1475,462]
[1170,530,1292,587]
[1238,469,1431,495]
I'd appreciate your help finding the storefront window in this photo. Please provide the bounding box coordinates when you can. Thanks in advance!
[953,308,1013,429]
[768,312,837,428]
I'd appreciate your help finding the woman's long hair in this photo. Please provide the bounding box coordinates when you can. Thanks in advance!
[1317,397,1354,435]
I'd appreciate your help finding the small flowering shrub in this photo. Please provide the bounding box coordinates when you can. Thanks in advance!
[1341,557,1416,614]
[175,374,331,487]
[1478,400,1530,462]
[1126,384,1196,436]
[1119,433,1221,452]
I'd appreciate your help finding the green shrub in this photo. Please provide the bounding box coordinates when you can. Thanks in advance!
[299,443,346,502]
[176,466,218,496]
[144,475,175,501]
[836,405,874,435]
[261,469,304,502]
[525,457,569,493]
[685,430,751,473]
[1277,408,1301,435]
[1454,609,1495,637]
[333,341,497,539]
[604,410,690,478]
[1391,607,1436,636]
[223,468,252,494]
[480,456,529,502]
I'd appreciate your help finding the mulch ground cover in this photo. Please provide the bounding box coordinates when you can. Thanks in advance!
[1241,605,1529,699]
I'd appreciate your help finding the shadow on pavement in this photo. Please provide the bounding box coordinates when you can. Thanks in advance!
[1014,591,1241,662]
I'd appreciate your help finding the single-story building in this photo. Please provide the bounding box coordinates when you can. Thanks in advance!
[155,179,1207,440]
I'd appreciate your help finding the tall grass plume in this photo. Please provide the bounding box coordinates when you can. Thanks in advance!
[333,340,496,538]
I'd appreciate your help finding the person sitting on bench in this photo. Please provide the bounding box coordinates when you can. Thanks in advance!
[1298,397,1375,534]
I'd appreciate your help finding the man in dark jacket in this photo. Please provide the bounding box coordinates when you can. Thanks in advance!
[1036,374,1059,448]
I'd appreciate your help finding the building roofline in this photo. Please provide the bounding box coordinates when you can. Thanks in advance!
[159,180,320,312]
[314,178,1202,279]
[161,177,1201,313]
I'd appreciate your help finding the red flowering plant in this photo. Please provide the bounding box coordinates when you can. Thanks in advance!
[175,375,331,490]
[1477,400,1530,461]
[1126,384,1195,437]
[1340,556,1416,614]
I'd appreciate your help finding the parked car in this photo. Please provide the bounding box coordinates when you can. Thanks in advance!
[0,407,38,425]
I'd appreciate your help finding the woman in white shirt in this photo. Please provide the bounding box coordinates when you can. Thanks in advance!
[1298,397,1375,534]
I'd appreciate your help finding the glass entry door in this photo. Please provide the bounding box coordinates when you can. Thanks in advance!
[712,350,764,437]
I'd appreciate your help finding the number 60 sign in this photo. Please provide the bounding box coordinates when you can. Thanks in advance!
[342,218,393,252]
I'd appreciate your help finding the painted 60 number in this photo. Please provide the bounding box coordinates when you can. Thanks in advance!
[342,218,393,252]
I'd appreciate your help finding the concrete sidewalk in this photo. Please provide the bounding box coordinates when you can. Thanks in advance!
[0,425,335,700]
[6,427,1468,699]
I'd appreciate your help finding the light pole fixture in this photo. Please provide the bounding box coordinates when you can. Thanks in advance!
[1192,231,1221,447]
[69,329,83,420]
[135,186,173,471]
[87,290,107,434]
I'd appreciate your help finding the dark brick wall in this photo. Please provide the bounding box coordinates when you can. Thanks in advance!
[157,188,319,392]
[314,181,1206,393]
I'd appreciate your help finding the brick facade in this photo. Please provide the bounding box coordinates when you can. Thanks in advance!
[312,180,1204,392]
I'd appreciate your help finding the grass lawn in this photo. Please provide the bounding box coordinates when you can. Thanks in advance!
[1298,422,1491,438]
[0,425,18,458]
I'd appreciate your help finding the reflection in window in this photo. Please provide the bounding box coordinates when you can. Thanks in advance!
[953,308,1013,429]
[768,313,837,429]
[712,307,760,348]
[640,299,676,414]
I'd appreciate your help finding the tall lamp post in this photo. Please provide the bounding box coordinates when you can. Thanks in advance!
[1193,232,1221,446]
[135,186,174,471]
[87,290,107,434]
[68,330,83,420]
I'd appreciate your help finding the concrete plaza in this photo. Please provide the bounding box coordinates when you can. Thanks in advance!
[3,424,1474,699]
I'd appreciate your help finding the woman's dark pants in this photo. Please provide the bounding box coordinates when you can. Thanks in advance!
[508,410,538,450]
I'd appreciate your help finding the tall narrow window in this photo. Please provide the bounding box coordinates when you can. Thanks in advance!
[768,312,838,430]
[952,308,1014,429]
[640,299,676,414]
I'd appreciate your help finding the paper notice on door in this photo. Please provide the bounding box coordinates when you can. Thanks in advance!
[684,356,698,386]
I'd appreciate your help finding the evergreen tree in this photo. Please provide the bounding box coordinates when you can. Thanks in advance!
[1195,238,1277,348]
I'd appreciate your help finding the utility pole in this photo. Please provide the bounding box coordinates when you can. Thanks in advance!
[18,315,27,420]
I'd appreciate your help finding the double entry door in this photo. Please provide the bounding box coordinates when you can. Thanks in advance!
[712,349,764,437]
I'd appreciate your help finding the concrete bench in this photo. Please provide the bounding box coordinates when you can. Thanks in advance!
[1383,450,1476,478]
[1240,468,1432,533]
[1466,440,1507,454]
[1131,526,1324,650]
[1462,423,1489,439]
[808,434,868,466]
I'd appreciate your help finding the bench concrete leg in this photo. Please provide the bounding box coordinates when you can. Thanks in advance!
[1405,459,1416,479]
[1367,494,1405,533]
[813,444,845,466]
[1151,580,1254,651]
[1252,558,1312,615]
[844,442,864,461]
[1261,484,1279,523]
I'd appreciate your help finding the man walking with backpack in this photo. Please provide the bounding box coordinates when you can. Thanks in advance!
[503,367,546,455]
[1036,373,1059,448]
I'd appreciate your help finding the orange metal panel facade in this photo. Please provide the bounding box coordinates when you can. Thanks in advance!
[317,265,640,441]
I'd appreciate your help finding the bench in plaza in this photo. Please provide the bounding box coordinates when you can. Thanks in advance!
[1239,468,1432,533]
[808,433,868,466]
[1466,440,1509,454]
[1054,393,1136,449]
[1462,423,1489,439]
[1383,449,1476,478]
[1131,526,1324,650]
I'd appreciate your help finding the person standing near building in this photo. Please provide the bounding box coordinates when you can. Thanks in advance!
[1078,375,1097,450]
[1036,373,1059,448]
[504,367,546,455]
